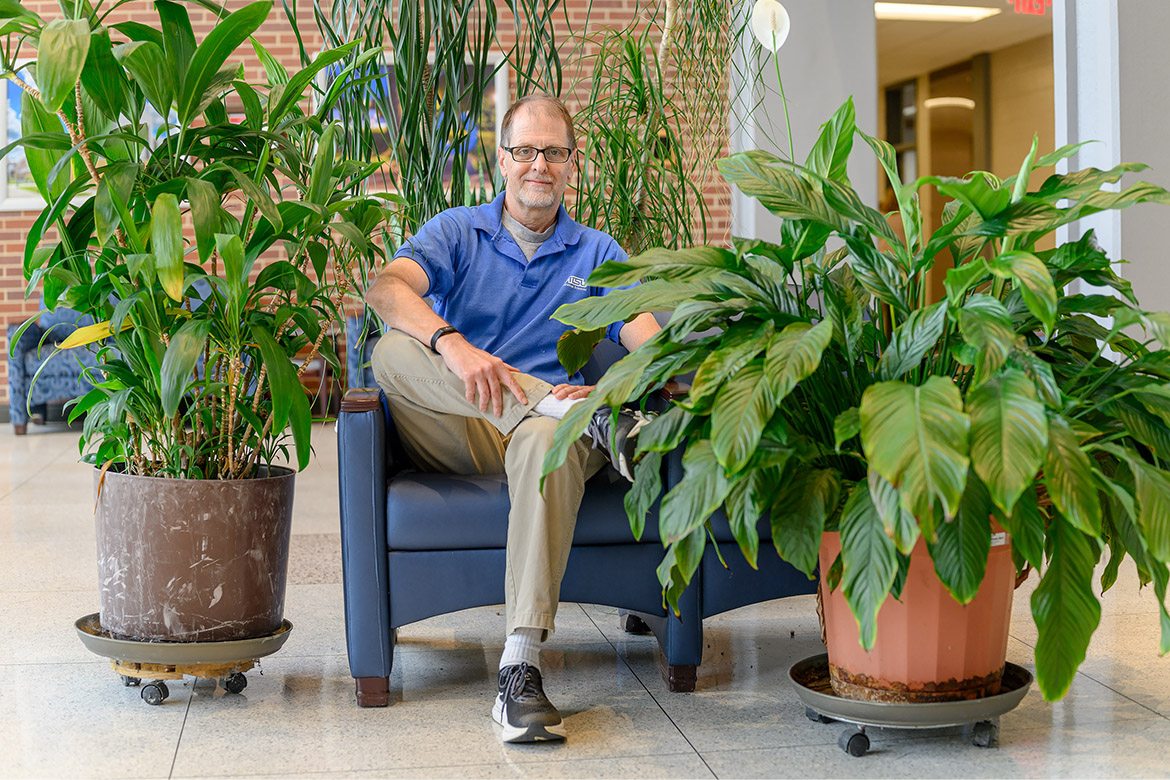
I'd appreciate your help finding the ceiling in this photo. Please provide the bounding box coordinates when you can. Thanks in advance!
[877,0,1053,86]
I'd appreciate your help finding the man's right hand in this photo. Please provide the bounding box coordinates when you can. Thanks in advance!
[437,335,529,417]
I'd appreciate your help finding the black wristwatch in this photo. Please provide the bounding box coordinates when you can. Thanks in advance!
[429,325,459,352]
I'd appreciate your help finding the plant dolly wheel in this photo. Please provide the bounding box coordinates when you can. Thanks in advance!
[789,653,1032,757]
[75,614,292,706]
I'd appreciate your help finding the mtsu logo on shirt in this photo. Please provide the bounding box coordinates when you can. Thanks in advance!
[564,275,588,291]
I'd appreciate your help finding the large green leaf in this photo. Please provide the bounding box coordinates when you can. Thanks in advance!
[635,404,697,454]
[37,19,89,113]
[268,44,357,125]
[251,321,311,470]
[726,467,779,569]
[844,235,910,318]
[959,294,1015,386]
[999,486,1045,570]
[94,162,138,246]
[711,359,775,474]
[1129,460,1170,563]
[151,193,184,302]
[156,0,196,76]
[159,318,211,418]
[659,440,731,542]
[225,165,282,232]
[176,0,270,125]
[117,40,173,115]
[589,245,739,287]
[928,474,992,604]
[717,150,848,231]
[186,177,221,263]
[968,368,1048,516]
[553,279,707,331]
[555,327,604,378]
[868,470,920,553]
[823,264,868,360]
[764,319,834,404]
[944,257,990,303]
[690,321,773,403]
[988,250,1057,337]
[877,302,944,381]
[840,483,898,651]
[307,122,337,206]
[861,377,971,520]
[934,172,1012,220]
[624,450,663,542]
[80,29,128,121]
[805,97,854,186]
[1032,518,1102,701]
[21,91,69,203]
[1044,417,1102,537]
[772,468,840,577]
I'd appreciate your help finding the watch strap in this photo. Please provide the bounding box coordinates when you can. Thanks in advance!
[429,325,459,352]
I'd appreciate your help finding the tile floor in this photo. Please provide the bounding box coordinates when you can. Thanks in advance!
[2,420,1169,779]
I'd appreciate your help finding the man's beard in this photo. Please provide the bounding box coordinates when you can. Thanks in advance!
[515,179,559,209]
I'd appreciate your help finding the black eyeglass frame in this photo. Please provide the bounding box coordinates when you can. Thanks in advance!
[501,145,575,164]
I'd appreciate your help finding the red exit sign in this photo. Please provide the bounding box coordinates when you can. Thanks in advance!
[1011,0,1051,14]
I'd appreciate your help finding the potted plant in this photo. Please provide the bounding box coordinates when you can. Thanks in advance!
[3,0,393,642]
[541,93,1170,703]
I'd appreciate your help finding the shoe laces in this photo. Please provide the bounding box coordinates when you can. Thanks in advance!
[501,663,542,702]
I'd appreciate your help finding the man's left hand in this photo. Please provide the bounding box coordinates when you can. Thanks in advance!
[551,383,595,400]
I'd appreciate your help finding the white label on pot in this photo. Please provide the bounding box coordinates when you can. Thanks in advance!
[991,532,1007,547]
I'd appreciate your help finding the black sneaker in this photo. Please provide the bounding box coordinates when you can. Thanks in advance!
[586,408,651,482]
[492,663,566,743]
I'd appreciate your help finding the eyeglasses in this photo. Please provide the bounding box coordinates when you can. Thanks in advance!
[502,145,574,164]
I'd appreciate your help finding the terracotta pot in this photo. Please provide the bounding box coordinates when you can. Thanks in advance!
[95,466,295,642]
[819,526,1014,703]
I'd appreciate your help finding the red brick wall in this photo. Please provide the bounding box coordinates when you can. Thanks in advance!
[1,0,733,409]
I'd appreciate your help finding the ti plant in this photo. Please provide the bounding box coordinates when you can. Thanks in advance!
[543,97,1170,701]
[3,0,396,478]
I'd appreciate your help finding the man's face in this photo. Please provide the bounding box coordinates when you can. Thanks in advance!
[497,106,574,213]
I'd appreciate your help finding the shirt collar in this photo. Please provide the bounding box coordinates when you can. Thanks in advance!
[473,190,583,247]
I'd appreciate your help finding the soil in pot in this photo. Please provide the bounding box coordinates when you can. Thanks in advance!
[818,527,1015,703]
[95,466,295,643]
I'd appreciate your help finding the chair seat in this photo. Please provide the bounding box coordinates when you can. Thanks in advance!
[386,468,660,549]
[385,468,774,551]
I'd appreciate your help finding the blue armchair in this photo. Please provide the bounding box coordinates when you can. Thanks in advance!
[7,308,101,435]
[335,338,816,706]
[345,313,381,390]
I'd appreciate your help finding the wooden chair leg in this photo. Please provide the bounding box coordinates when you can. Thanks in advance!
[658,652,697,692]
[355,676,390,707]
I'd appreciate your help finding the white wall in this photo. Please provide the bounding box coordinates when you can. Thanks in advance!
[731,0,879,240]
[1054,0,1170,314]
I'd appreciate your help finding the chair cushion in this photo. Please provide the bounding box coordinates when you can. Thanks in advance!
[384,468,775,551]
[38,307,92,339]
[386,469,662,550]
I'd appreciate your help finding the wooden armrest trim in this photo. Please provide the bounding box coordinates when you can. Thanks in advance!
[341,387,382,413]
[657,380,690,401]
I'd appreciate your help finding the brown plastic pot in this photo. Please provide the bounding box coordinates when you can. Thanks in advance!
[94,466,295,642]
[818,525,1015,703]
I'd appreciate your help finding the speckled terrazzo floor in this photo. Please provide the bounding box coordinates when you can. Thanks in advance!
[2,420,1168,779]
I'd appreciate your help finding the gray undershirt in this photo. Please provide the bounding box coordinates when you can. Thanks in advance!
[502,208,556,262]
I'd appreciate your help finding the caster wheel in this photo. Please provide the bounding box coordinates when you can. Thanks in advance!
[121,675,141,687]
[838,728,869,757]
[141,682,169,705]
[223,672,247,694]
[805,706,833,724]
[971,720,999,748]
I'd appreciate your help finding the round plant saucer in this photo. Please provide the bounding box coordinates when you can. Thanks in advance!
[75,613,293,705]
[788,653,1033,756]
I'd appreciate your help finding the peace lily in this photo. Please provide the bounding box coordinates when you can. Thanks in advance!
[751,0,794,160]
[751,0,790,52]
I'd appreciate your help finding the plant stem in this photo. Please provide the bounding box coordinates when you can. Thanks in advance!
[771,44,794,163]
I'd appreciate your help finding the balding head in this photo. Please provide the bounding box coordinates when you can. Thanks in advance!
[499,94,576,150]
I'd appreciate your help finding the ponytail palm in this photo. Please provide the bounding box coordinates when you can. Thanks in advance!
[543,97,1170,702]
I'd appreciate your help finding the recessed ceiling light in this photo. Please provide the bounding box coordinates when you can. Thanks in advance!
[874,3,1002,22]
[924,97,977,109]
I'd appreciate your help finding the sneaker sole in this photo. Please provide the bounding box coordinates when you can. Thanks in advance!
[492,696,566,743]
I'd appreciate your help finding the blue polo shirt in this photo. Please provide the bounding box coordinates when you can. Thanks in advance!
[394,192,630,385]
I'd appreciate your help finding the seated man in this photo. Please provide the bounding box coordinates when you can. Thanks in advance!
[365,94,660,744]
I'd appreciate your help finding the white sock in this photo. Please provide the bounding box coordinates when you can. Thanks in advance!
[533,394,583,420]
[499,627,543,670]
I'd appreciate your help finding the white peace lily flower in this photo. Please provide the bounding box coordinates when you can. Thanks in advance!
[751,0,791,52]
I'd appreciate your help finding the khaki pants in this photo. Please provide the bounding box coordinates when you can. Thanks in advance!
[371,329,606,638]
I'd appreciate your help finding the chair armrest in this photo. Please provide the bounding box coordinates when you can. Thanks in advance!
[336,387,393,678]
